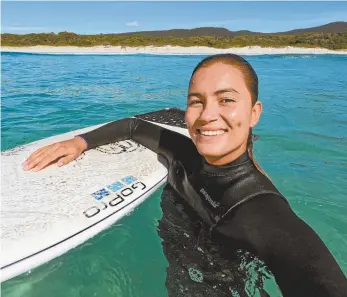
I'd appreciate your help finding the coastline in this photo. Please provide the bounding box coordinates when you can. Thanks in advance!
[2,45,347,55]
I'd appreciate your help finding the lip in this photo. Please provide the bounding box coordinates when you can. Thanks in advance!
[196,128,228,132]
[195,128,228,138]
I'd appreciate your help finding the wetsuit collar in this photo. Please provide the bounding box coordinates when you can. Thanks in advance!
[201,151,251,175]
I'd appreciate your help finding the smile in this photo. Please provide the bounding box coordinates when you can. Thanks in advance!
[197,129,226,136]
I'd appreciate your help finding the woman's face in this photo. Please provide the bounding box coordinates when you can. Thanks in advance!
[185,62,262,165]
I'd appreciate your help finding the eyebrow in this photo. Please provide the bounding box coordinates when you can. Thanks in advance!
[214,88,240,95]
[188,88,240,98]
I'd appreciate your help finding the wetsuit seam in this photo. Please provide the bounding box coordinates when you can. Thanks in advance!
[211,191,284,230]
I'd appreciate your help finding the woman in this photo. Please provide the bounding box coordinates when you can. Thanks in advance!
[22,54,346,296]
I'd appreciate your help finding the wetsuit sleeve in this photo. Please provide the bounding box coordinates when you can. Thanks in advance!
[77,117,195,163]
[216,194,347,297]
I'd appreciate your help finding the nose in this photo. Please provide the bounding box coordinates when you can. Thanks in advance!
[199,101,219,124]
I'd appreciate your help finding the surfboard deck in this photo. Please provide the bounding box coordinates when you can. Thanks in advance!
[1,108,188,282]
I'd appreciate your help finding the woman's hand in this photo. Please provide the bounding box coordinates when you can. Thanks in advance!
[22,136,88,172]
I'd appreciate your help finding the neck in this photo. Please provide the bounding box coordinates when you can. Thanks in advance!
[204,143,248,166]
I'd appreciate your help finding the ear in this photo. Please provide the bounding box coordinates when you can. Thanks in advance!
[250,101,262,128]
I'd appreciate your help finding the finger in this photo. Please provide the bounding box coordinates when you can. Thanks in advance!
[29,146,65,171]
[23,146,58,171]
[57,155,76,167]
[23,142,62,169]
[22,146,49,169]
[24,148,52,170]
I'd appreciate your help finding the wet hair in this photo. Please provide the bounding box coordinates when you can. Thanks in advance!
[189,53,268,177]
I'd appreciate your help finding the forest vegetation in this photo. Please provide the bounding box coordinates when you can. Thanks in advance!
[2,31,347,50]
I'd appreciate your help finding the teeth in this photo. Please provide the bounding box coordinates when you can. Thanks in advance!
[199,130,225,136]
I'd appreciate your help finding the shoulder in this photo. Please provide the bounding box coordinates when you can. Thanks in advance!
[217,193,335,262]
[161,129,199,160]
[217,193,311,248]
[221,193,295,226]
[235,193,294,223]
[217,195,347,296]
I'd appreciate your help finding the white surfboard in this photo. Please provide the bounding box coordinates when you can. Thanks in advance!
[1,108,189,282]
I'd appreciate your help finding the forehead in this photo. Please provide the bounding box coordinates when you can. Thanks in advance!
[189,62,248,93]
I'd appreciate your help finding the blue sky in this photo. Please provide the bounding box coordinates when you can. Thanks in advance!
[2,1,347,34]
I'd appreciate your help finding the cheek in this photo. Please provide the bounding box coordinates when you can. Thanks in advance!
[232,114,252,142]
[222,110,241,128]
[224,107,251,129]
[185,108,200,127]
[184,111,192,128]
[185,109,198,137]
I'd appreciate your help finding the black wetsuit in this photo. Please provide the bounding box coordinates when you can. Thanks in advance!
[79,116,347,297]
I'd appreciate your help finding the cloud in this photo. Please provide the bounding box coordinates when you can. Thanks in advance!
[125,21,139,27]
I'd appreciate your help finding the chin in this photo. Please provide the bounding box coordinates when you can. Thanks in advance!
[195,143,228,160]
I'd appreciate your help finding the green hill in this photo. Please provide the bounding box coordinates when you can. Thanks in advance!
[2,22,347,50]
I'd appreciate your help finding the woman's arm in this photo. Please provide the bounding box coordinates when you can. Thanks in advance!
[217,194,347,297]
[23,117,195,171]
[78,117,195,162]
[78,118,161,152]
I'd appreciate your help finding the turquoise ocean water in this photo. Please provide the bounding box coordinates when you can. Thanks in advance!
[1,52,347,296]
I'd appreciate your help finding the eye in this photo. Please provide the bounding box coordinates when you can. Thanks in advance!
[220,98,236,104]
[188,99,203,106]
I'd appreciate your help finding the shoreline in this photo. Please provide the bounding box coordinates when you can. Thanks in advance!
[2,45,347,55]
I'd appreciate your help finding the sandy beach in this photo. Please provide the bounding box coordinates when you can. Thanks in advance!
[2,45,347,55]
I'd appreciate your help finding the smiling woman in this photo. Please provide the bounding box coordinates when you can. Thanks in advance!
[186,55,262,167]
[22,53,347,296]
